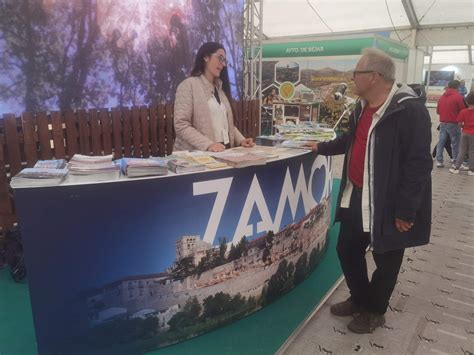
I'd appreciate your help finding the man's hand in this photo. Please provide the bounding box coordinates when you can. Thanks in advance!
[208,143,226,152]
[303,142,318,152]
[240,138,254,147]
[395,218,414,232]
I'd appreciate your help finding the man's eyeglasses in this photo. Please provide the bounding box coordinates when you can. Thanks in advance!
[212,53,227,65]
[353,70,380,78]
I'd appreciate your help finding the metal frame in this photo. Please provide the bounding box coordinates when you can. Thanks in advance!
[243,0,263,103]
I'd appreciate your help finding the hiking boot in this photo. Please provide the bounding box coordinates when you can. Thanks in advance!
[330,298,362,317]
[347,312,386,334]
[449,168,459,175]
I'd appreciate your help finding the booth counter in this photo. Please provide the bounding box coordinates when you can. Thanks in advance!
[14,150,333,354]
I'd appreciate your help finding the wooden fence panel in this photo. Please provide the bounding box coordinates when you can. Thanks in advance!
[0,139,14,229]
[157,105,166,156]
[122,108,132,157]
[51,111,66,159]
[77,110,90,155]
[4,114,22,176]
[131,107,142,158]
[100,109,112,155]
[36,112,53,160]
[64,110,79,158]
[149,105,159,157]
[89,109,102,156]
[165,104,174,156]
[21,112,38,167]
[140,106,150,158]
[112,108,122,158]
[252,100,259,138]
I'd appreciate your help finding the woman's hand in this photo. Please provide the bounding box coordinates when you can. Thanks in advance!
[240,138,254,147]
[207,143,226,152]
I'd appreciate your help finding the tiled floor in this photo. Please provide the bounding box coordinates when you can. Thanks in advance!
[279,116,474,354]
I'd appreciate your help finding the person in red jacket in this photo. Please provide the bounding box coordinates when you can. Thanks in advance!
[450,91,474,175]
[435,80,466,167]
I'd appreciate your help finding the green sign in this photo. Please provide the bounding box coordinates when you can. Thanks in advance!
[263,37,409,60]
[375,38,409,59]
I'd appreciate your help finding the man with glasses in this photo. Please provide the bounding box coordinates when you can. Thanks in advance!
[306,48,432,334]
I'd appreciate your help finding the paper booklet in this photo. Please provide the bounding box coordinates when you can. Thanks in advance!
[34,159,67,169]
[119,157,168,177]
[11,168,69,188]
[165,155,207,174]
[210,151,267,168]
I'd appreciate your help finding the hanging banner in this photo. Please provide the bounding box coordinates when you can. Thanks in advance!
[15,152,332,354]
[263,37,409,60]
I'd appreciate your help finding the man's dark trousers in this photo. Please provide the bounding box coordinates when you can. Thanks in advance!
[336,187,405,314]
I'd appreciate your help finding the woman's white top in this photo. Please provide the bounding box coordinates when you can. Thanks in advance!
[208,93,230,144]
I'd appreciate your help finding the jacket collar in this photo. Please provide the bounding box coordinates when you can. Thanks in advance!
[199,74,223,100]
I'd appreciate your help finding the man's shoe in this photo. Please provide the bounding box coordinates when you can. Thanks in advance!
[347,312,386,334]
[449,168,459,175]
[330,298,361,317]
[460,163,469,171]
[436,162,444,168]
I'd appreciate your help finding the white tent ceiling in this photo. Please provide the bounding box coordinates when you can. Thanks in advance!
[262,0,474,38]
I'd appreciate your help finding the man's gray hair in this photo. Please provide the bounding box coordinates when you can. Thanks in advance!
[361,48,395,83]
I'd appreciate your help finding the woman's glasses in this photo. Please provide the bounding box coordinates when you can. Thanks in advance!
[212,53,227,65]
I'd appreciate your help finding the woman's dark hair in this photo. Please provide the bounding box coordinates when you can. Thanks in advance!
[190,42,233,103]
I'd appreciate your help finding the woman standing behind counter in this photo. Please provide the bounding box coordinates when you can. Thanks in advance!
[174,42,254,152]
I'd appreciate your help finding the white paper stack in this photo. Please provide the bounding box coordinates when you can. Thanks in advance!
[67,154,120,182]
[11,167,69,188]
[120,157,168,177]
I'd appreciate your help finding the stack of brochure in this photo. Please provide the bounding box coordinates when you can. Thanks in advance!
[186,152,228,169]
[68,154,120,182]
[119,157,168,177]
[211,151,267,168]
[34,159,67,169]
[166,155,207,174]
[257,123,336,149]
[11,167,68,188]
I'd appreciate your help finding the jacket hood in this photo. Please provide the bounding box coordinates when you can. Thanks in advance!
[393,83,426,104]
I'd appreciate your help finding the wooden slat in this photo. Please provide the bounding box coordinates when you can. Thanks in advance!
[77,109,90,155]
[112,108,123,158]
[89,109,102,155]
[4,114,22,175]
[165,104,174,155]
[243,100,250,137]
[64,110,79,158]
[252,100,259,138]
[21,112,38,167]
[157,105,166,156]
[248,100,255,138]
[233,101,242,135]
[36,112,53,160]
[149,105,159,157]
[122,108,132,157]
[100,109,112,155]
[131,107,141,157]
[0,134,14,218]
[140,106,150,157]
[51,111,66,159]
